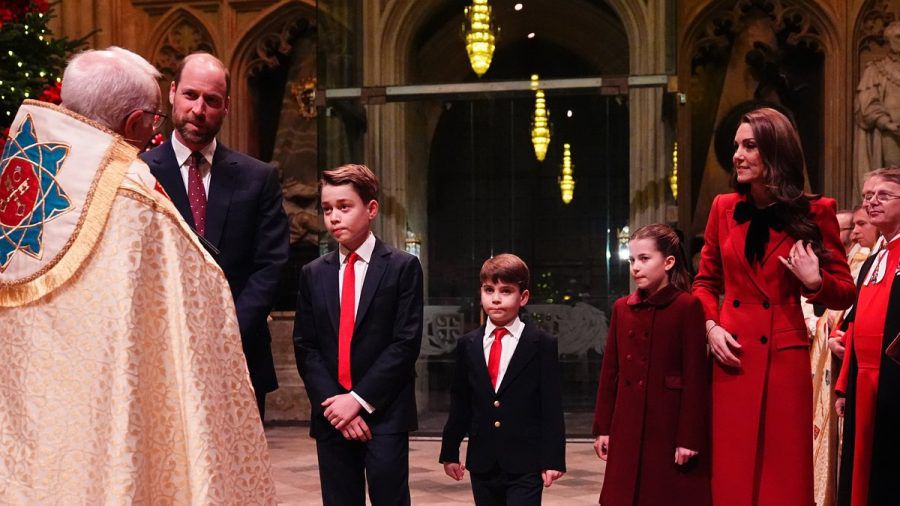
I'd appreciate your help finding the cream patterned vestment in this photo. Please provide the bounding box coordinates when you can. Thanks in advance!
[0,101,276,504]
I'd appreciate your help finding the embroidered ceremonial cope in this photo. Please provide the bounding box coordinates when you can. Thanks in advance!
[0,101,275,504]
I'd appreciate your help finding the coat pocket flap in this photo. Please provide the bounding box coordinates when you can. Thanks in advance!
[664,375,684,389]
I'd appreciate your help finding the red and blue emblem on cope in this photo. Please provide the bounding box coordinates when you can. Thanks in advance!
[0,114,72,271]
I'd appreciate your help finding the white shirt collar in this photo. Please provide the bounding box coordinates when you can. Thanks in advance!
[171,134,216,168]
[339,232,376,265]
[484,315,525,341]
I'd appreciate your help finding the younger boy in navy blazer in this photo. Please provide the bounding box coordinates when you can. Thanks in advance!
[294,164,423,506]
[440,253,566,505]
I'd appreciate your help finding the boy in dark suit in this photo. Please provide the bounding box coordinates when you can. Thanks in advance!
[440,254,566,505]
[293,164,423,506]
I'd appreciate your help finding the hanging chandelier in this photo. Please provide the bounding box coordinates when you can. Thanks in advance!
[463,0,497,77]
[559,143,575,204]
[530,74,550,162]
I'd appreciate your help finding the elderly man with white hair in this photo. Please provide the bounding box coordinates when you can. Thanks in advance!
[0,47,275,504]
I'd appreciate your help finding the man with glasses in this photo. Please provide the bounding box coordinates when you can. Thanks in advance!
[142,52,290,420]
[0,47,275,502]
[835,167,900,505]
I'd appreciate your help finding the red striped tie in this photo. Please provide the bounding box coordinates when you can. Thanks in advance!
[338,252,360,390]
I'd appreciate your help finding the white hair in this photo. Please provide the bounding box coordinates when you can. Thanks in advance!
[60,46,162,132]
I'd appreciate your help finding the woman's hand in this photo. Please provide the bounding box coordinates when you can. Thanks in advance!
[779,240,822,291]
[707,321,742,367]
[675,447,698,465]
[593,435,609,461]
[835,398,846,417]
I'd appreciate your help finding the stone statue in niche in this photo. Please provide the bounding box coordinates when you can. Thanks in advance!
[273,160,322,246]
[855,21,900,176]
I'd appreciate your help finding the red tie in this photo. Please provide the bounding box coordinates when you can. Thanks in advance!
[338,252,360,390]
[187,151,207,236]
[487,327,508,389]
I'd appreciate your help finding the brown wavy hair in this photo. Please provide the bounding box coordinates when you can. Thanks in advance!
[731,107,827,259]
[630,224,692,293]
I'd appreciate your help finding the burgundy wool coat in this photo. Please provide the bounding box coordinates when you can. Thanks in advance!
[593,285,711,506]
[693,193,856,506]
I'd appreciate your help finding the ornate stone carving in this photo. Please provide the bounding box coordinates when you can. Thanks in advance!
[154,17,216,83]
[419,306,466,356]
[693,0,823,63]
[858,0,899,55]
[527,303,608,357]
[246,17,312,77]
[290,77,318,119]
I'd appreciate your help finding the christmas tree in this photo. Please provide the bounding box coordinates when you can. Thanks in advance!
[0,0,88,144]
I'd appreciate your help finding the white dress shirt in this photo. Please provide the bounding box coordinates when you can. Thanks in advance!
[338,232,377,413]
[171,134,215,196]
[483,316,525,392]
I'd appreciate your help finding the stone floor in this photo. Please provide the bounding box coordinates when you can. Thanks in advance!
[267,425,606,505]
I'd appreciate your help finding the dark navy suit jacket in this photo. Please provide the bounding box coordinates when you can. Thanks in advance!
[439,322,567,474]
[293,238,424,437]
[141,141,289,393]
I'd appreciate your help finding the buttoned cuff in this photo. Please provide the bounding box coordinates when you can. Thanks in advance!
[350,391,375,414]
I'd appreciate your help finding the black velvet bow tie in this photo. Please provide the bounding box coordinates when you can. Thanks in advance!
[733,201,786,265]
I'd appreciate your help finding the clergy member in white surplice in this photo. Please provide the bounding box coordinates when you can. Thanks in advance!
[0,47,275,504]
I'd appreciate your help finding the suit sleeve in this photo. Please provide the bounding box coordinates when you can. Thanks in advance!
[692,195,724,322]
[439,338,472,464]
[675,296,710,451]
[293,264,341,409]
[353,255,424,410]
[801,199,856,311]
[540,334,566,472]
[234,166,290,336]
[592,301,620,436]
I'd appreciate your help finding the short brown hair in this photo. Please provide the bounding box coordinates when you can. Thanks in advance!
[319,164,380,203]
[480,254,530,292]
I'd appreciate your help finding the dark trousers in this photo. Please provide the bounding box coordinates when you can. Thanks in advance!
[470,465,543,506]
[315,429,410,506]
[256,390,266,422]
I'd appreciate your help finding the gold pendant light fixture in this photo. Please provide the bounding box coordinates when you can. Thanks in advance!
[530,74,551,162]
[463,0,497,77]
[559,143,575,204]
[670,141,679,200]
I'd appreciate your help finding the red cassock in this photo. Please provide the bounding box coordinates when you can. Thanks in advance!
[693,193,856,506]
[835,237,900,506]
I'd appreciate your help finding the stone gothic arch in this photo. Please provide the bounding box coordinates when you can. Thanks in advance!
[368,0,667,246]
[225,1,316,155]
[148,8,218,85]
[679,0,846,234]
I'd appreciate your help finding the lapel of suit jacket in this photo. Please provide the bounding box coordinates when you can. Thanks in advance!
[321,250,341,336]
[355,239,390,332]
[467,326,494,394]
[205,144,236,249]
[497,324,539,395]
[150,141,194,229]
[726,198,770,299]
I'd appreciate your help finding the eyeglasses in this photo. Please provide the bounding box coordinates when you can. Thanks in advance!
[143,110,168,130]
[861,192,900,204]
[123,109,168,131]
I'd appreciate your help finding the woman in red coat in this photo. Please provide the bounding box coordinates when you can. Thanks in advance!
[693,107,856,506]
[594,224,710,506]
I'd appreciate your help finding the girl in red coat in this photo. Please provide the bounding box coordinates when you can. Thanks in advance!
[693,107,856,506]
[593,224,711,506]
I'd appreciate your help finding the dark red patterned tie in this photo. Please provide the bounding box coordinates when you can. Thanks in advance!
[487,327,508,388]
[338,252,360,390]
[187,151,207,236]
